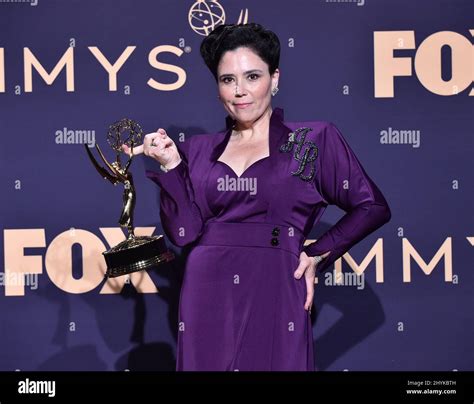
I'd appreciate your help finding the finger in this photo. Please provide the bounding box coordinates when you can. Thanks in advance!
[144,133,157,146]
[293,260,307,279]
[156,128,167,137]
[158,137,173,147]
[149,137,173,153]
[143,134,161,155]
[121,144,130,155]
[131,144,144,155]
[121,144,143,156]
[304,275,315,311]
[146,130,168,151]
[311,250,332,271]
[148,133,172,146]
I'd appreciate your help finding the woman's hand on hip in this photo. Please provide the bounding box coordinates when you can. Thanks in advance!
[121,128,182,169]
[294,250,331,312]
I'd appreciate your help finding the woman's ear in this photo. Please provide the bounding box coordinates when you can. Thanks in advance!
[272,68,280,85]
[271,72,280,94]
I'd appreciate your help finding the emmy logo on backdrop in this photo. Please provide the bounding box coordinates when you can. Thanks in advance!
[84,118,174,278]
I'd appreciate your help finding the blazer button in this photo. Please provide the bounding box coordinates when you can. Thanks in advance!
[271,227,280,236]
[271,237,279,246]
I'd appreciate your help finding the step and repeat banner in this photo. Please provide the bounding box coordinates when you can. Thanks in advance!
[0,0,472,371]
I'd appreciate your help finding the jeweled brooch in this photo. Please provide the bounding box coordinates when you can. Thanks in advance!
[279,127,318,182]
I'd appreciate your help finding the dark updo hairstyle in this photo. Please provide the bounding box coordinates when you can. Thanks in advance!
[199,22,280,82]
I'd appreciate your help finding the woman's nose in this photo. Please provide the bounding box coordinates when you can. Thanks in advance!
[234,82,247,96]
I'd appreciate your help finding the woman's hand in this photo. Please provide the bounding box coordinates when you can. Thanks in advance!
[121,128,182,169]
[294,250,331,312]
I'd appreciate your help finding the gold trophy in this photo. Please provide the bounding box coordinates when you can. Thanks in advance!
[84,118,174,278]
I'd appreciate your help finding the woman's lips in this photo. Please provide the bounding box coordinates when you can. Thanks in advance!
[234,103,252,109]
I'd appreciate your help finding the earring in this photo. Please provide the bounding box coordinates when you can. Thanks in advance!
[271,86,279,96]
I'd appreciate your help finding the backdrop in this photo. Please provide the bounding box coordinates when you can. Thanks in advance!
[1,0,472,371]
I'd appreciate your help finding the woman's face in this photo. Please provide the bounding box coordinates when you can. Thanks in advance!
[217,46,279,127]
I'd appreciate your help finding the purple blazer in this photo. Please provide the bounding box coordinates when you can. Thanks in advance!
[145,107,391,274]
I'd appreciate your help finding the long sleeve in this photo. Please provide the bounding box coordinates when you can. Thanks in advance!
[303,122,391,273]
[145,139,204,247]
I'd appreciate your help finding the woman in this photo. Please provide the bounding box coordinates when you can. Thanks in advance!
[122,23,391,371]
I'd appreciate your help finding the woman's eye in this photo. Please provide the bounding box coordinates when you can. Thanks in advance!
[222,74,259,84]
